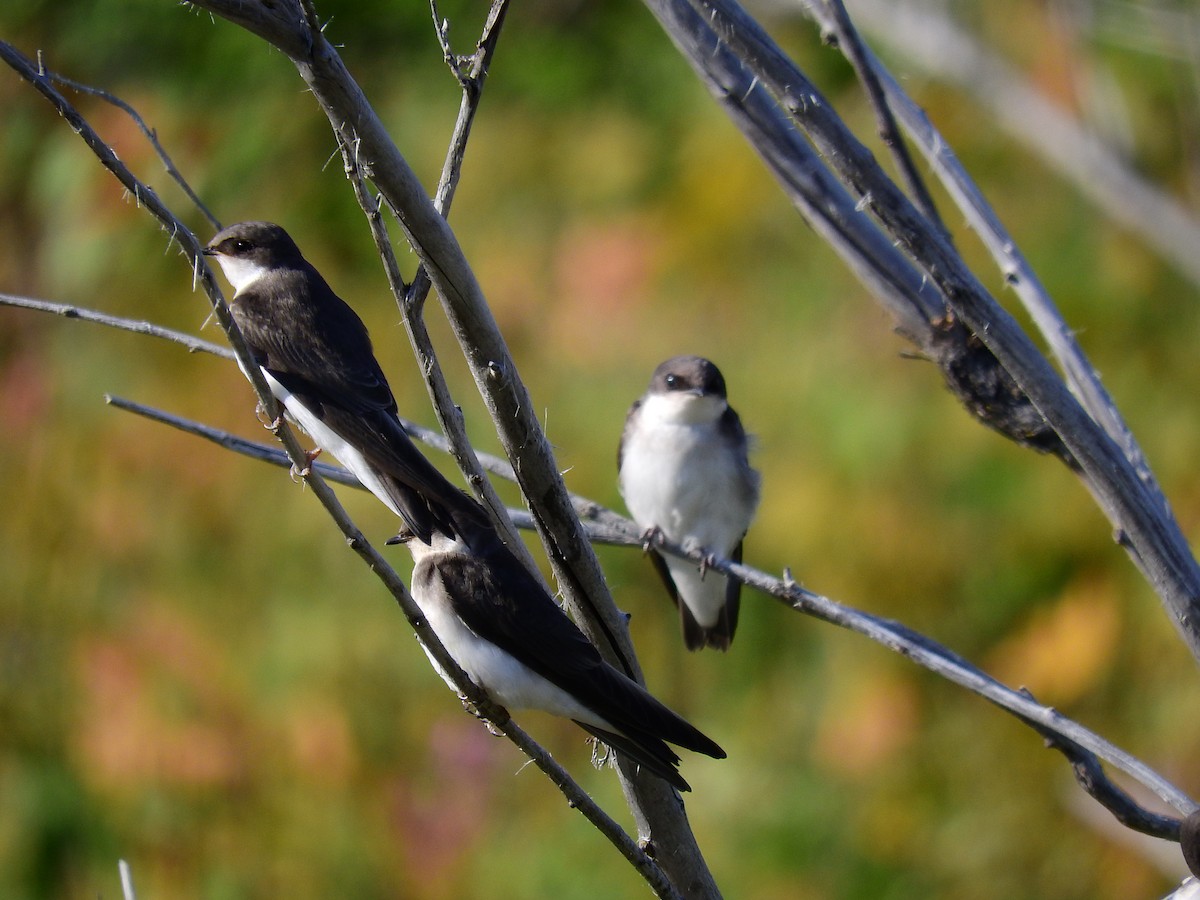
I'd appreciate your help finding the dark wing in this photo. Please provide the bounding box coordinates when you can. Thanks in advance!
[717,403,749,456]
[231,269,489,542]
[230,266,397,416]
[434,544,725,762]
[646,549,681,609]
[616,398,642,472]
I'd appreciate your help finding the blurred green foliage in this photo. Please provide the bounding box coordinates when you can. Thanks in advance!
[3,1,1200,897]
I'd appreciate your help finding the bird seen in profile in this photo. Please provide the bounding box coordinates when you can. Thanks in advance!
[206,221,724,790]
[203,220,490,547]
[389,525,727,792]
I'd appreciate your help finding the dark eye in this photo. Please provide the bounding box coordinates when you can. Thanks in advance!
[665,374,680,390]
[232,239,251,252]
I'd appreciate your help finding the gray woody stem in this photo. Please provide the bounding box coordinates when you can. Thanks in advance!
[185,2,723,895]
[5,283,1195,842]
[0,42,683,900]
[640,0,1200,664]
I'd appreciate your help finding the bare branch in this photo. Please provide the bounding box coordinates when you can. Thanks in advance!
[0,292,233,358]
[1039,727,1182,841]
[0,41,683,895]
[99,382,1197,829]
[640,0,1200,664]
[793,0,1173,524]
[812,0,947,237]
[45,63,222,231]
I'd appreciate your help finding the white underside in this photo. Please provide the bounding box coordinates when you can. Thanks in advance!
[406,535,616,730]
[218,265,405,518]
[223,266,410,520]
[259,370,406,519]
[620,393,758,628]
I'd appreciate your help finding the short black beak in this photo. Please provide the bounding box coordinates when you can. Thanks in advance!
[201,247,217,257]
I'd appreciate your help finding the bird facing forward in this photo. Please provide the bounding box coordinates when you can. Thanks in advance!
[619,356,761,651]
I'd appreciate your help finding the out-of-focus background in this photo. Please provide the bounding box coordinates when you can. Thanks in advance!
[3,1,1200,897]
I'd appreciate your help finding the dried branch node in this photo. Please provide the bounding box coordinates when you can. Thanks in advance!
[930,316,1077,468]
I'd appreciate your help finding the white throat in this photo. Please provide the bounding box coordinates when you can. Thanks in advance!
[212,255,270,295]
[642,390,726,427]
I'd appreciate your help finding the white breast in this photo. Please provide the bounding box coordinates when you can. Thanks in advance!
[260,369,405,520]
[619,393,755,551]
[407,537,618,731]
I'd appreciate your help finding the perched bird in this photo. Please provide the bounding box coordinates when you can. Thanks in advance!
[390,526,726,792]
[619,356,761,651]
[206,222,721,789]
[203,221,488,545]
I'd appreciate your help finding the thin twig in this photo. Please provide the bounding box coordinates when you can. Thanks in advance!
[1039,729,1181,840]
[2,43,680,897]
[103,387,1196,828]
[815,0,948,238]
[45,62,222,231]
[118,860,137,900]
[0,292,233,357]
[838,0,1200,294]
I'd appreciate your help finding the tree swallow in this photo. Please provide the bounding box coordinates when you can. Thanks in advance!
[390,527,727,792]
[203,221,489,545]
[618,356,761,651]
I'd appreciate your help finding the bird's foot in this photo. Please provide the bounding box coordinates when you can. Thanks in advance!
[639,525,665,553]
[289,447,322,480]
[459,696,505,736]
[587,736,616,772]
[255,401,285,431]
[698,551,717,581]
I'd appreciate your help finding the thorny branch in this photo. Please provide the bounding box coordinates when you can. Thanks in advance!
[6,0,1200,883]
[643,0,1200,666]
[108,386,1199,837]
[1,287,1193,845]
[0,40,682,899]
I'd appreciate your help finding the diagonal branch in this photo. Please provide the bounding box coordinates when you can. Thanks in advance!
[640,0,1200,665]
[105,386,1198,838]
[0,40,681,897]
[794,0,1173,532]
[183,4,722,892]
